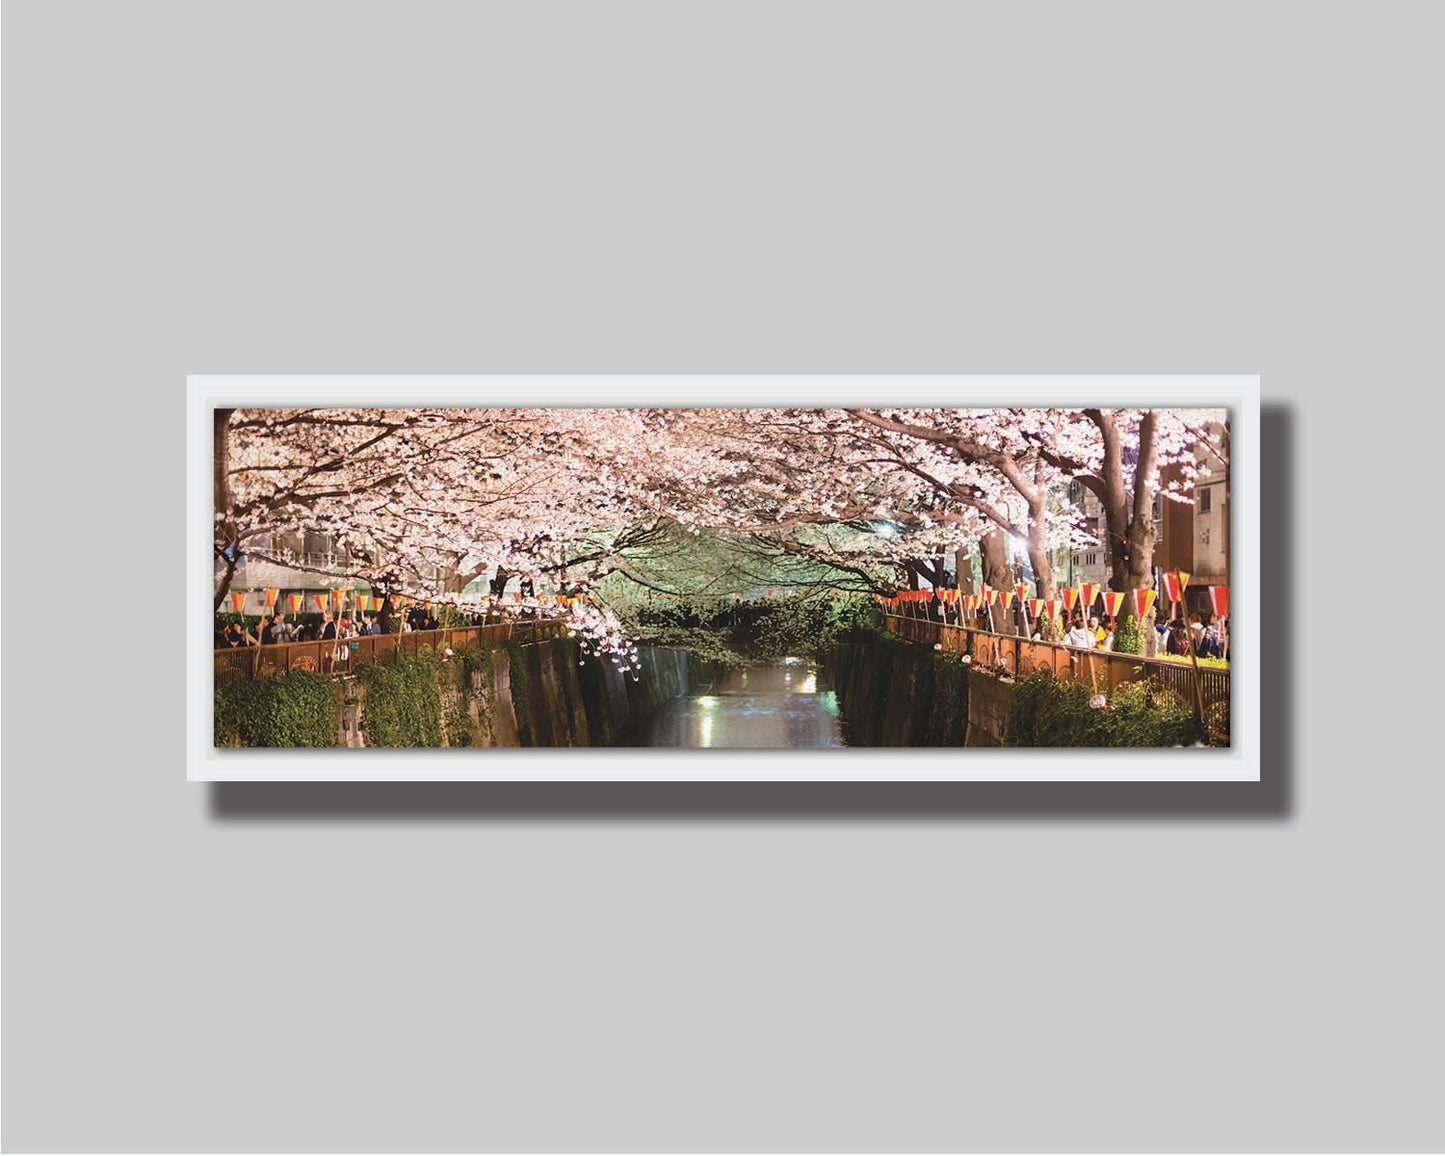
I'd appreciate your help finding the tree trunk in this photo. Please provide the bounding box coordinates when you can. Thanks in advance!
[213,408,236,610]
[954,546,974,595]
[1111,412,1161,649]
[980,529,1014,635]
[1025,493,1056,601]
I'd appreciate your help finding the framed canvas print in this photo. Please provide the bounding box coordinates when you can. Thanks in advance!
[188,375,1259,781]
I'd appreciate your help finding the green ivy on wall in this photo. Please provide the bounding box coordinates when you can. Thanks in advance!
[355,652,445,747]
[505,643,535,745]
[214,670,340,747]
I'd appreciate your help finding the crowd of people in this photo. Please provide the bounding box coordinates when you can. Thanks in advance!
[212,599,524,651]
[1047,609,1227,659]
[214,611,394,649]
[914,595,1228,660]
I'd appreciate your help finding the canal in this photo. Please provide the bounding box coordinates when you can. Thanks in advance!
[635,658,848,748]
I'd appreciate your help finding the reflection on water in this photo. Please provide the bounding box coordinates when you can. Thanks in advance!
[636,659,847,748]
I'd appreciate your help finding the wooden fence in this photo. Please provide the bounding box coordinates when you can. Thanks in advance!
[882,612,1229,739]
[214,621,567,687]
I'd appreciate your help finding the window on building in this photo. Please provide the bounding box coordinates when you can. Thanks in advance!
[1200,487,1212,513]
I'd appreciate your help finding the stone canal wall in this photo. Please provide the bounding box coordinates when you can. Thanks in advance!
[832,632,986,746]
[218,637,689,748]
[349,638,690,748]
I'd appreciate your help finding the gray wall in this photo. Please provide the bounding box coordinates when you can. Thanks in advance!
[4,2,1439,1151]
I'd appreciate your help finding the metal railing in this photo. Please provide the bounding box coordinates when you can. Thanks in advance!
[881,612,1230,739]
[214,621,567,687]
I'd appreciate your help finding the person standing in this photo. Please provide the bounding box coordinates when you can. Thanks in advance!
[1066,616,1095,648]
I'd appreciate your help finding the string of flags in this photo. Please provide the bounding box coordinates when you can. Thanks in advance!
[222,587,599,616]
[875,573,1225,623]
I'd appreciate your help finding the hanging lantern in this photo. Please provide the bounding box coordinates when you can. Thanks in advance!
[1209,586,1228,617]
[1102,591,1125,618]
[228,591,246,614]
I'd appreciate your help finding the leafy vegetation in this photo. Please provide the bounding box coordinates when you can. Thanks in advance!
[622,591,877,667]
[1006,669,1203,747]
[214,670,340,747]
[354,651,446,747]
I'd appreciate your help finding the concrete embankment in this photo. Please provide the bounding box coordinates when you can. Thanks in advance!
[832,631,1004,747]
[343,638,691,748]
[215,637,691,748]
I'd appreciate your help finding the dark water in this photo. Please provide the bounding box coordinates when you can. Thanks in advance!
[637,659,848,748]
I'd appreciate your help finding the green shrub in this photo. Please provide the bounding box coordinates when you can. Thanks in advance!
[355,653,445,747]
[1112,615,1143,655]
[1006,669,1203,747]
[214,670,339,747]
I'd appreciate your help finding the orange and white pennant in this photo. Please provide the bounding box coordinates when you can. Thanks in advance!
[1130,588,1157,620]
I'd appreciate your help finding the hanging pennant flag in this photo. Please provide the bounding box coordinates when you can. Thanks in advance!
[1209,586,1228,617]
[263,587,279,608]
[1130,588,1157,619]
[228,591,246,614]
[1061,587,1078,613]
[1081,582,1099,611]
[1102,591,1124,618]
[286,593,303,612]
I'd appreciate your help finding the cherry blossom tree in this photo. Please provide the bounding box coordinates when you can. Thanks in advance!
[215,403,1228,657]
